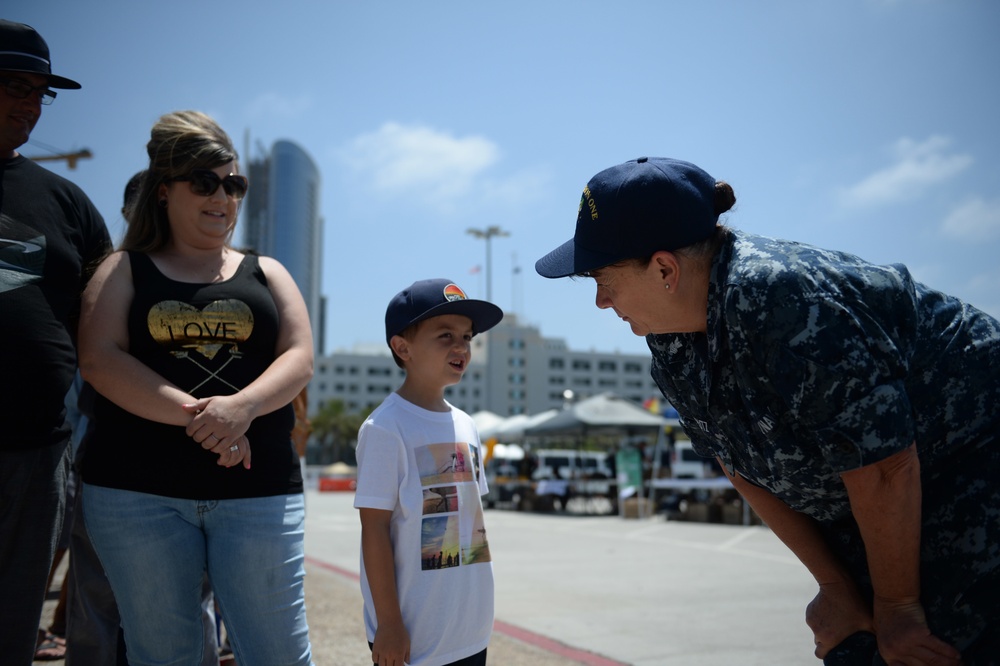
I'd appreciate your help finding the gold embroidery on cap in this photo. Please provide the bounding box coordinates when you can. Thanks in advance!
[582,186,598,221]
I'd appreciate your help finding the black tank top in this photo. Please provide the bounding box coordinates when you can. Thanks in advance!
[82,252,301,499]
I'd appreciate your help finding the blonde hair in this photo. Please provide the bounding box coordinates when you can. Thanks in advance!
[121,111,240,252]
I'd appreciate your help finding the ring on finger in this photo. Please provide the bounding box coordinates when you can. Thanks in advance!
[229,444,239,452]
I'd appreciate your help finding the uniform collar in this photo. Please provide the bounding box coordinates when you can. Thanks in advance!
[704,228,738,363]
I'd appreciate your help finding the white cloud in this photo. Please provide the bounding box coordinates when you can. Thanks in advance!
[941,197,1000,241]
[840,136,972,207]
[956,268,1000,321]
[341,123,500,210]
[478,164,551,206]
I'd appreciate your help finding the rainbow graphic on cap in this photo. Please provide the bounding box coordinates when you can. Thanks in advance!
[443,284,467,302]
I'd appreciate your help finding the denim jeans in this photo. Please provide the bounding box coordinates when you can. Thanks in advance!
[83,485,313,666]
[67,484,217,666]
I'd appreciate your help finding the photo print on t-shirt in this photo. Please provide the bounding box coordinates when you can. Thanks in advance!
[422,485,459,514]
[416,442,491,570]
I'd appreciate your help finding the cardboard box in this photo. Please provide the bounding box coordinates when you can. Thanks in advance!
[721,503,743,525]
[623,497,654,518]
[683,502,722,523]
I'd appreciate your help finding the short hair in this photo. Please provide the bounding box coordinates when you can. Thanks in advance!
[121,170,145,219]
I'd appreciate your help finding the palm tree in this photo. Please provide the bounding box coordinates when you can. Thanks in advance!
[310,399,373,464]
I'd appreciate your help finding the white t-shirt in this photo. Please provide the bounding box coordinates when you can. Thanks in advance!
[354,393,494,666]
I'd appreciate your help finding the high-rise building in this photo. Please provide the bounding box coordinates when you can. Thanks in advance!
[242,139,324,353]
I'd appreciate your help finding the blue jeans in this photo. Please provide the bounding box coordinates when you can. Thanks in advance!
[67,485,217,666]
[83,485,313,666]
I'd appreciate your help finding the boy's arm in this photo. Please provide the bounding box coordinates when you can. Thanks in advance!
[360,508,410,666]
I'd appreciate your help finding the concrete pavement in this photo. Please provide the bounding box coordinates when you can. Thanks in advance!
[305,490,821,665]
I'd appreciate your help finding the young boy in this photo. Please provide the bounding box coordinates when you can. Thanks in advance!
[355,279,503,666]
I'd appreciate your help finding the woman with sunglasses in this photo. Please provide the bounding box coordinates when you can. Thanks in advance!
[78,110,315,666]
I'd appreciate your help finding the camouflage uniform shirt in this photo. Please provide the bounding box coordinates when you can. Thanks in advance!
[647,229,1000,525]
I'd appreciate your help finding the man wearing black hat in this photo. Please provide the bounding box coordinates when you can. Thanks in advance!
[0,19,111,664]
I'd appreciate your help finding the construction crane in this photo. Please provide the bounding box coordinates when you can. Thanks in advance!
[28,148,92,169]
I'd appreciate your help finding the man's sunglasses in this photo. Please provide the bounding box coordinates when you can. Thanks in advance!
[171,170,249,200]
[0,76,57,105]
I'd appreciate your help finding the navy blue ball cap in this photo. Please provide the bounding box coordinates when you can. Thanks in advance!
[535,157,719,278]
[385,279,504,344]
[0,20,81,89]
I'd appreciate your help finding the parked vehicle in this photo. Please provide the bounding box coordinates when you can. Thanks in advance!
[531,449,614,480]
[669,440,712,479]
[483,445,526,508]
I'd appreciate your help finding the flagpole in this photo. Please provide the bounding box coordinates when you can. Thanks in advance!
[466,226,510,303]
[470,265,483,296]
[511,251,522,317]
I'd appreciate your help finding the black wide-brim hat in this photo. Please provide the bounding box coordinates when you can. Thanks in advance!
[385,279,504,343]
[0,20,81,89]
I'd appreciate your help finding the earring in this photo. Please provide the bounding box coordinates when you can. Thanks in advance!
[664,283,671,290]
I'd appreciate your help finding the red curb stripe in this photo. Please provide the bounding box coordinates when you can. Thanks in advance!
[492,619,629,666]
[305,556,628,666]
[305,555,360,581]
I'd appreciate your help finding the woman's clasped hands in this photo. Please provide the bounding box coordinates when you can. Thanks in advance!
[182,395,254,469]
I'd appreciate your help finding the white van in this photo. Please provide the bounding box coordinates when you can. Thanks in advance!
[669,440,711,479]
[531,449,614,481]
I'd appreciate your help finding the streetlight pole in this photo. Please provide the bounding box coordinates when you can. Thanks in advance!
[466,226,510,415]
[466,226,510,303]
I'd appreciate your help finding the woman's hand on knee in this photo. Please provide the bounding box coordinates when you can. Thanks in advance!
[873,598,962,665]
[806,579,873,659]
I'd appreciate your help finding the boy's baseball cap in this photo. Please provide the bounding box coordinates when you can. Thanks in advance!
[535,157,719,278]
[385,279,503,343]
[0,20,81,89]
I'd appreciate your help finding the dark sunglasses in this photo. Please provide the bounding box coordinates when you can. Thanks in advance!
[0,76,57,105]
[171,170,249,200]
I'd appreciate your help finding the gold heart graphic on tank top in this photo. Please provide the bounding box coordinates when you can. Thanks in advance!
[147,300,254,360]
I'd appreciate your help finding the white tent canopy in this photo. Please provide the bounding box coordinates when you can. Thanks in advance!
[481,414,529,441]
[471,410,505,437]
[478,409,562,442]
[523,393,666,438]
[496,409,559,441]
[491,442,525,460]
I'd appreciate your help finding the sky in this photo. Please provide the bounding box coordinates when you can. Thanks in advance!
[9,0,1000,357]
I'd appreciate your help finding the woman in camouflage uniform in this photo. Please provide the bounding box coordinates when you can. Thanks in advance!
[536,157,998,665]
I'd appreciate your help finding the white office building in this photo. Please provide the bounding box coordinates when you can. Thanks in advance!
[308,313,661,417]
